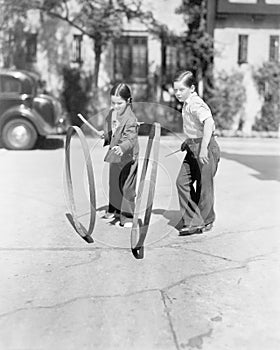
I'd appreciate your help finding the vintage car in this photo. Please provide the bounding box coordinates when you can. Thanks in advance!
[0,70,68,150]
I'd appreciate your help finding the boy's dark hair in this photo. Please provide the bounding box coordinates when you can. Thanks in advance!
[173,70,196,88]
[110,83,132,103]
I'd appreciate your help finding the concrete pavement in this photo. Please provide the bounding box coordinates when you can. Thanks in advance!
[0,135,280,350]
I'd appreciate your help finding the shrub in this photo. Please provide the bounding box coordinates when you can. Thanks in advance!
[207,70,246,130]
[252,61,280,132]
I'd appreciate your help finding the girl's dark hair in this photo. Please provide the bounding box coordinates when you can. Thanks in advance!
[110,83,132,104]
[173,70,196,88]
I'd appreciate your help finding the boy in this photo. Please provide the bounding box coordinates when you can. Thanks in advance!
[173,71,220,235]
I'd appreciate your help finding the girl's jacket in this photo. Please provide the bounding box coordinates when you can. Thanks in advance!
[103,105,139,164]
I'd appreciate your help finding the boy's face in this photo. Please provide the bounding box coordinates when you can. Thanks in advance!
[173,81,195,103]
[111,95,127,115]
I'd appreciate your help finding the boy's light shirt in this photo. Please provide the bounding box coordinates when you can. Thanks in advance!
[182,92,213,138]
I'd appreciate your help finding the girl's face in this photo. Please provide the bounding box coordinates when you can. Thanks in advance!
[111,95,127,115]
[173,80,195,103]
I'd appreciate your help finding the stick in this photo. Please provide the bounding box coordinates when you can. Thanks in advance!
[78,113,144,136]
[77,113,101,137]
[165,149,181,157]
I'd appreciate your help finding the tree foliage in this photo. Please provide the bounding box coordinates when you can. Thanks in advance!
[207,70,246,130]
[0,0,154,86]
[175,0,214,81]
[0,0,30,67]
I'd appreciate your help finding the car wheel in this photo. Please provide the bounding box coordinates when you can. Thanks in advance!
[2,118,38,150]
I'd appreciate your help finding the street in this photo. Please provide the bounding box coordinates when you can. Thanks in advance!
[0,135,280,350]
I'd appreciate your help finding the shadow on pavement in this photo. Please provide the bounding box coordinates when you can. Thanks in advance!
[0,138,64,150]
[222,151,280,181]
[36,137,64,150]
[152,209,182,229]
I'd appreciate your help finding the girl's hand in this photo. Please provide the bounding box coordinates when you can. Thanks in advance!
[98,130,105,139]
[199,147,209,164]
[112,146,123,156]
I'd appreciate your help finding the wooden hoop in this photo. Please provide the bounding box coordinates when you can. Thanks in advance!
[131,123,161,259]
[65,126,96,243]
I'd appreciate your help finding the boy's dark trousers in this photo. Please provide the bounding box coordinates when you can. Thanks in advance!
[108,159,138,224]
[176,137,220,228]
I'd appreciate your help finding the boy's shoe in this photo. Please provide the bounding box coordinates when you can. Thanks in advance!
[178,225,203,236]
[179,222,214,235]
[175,219,185,230]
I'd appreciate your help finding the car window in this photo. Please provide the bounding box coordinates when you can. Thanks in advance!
[0,76,22,93]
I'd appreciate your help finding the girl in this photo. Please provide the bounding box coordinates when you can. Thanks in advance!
[173,71,220,235]
[102,83,139,228]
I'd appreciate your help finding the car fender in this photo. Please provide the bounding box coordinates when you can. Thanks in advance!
[0,104,54,136]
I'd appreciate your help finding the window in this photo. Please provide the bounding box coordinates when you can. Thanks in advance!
[238,34,248,64]
[0,76,21,93]
[269,35,279,61]
[114,36,148,83]
[72,34,83,63]
[26,33,37,62]
[165,46,177,77]
[162,41,186,82]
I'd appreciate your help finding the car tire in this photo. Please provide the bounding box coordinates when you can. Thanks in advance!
[1,118,38,150]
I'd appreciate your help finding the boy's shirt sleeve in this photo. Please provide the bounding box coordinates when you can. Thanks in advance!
[118,119,138,153]
[190,99,213,124]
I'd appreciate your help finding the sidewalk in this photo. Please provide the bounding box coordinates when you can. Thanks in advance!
[0,136,279,350]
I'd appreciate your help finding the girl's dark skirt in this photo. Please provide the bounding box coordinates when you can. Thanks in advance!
[108,159,138,225]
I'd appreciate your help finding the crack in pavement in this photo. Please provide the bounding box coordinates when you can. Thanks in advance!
[184,248,237,262]
[0,246,130,252]
[0,255,273,348]
[160,290,180,350]
[186,224,280,243]
[154,224,280,249]
[0,289,160,320]
[163,264,247,292]
[1,224,279,253]
[154,246,238,263]
[0,256,263,321]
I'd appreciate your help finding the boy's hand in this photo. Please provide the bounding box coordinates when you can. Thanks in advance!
[199,147,209,164]
[112,146,123,156]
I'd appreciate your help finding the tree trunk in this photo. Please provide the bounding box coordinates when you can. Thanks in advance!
[94,39,102,88]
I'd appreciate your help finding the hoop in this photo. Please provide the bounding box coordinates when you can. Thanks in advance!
[131,122,161,259]
[65,126,96,243]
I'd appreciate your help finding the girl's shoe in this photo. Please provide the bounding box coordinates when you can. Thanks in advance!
[122,222,133,228]
[117,221,133,228]
[103,212,115,219]
[201,223,213,232]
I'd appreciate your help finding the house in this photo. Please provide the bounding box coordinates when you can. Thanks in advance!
[1,0,279,133]
[207,0,280,134]
[0,0,186,129]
